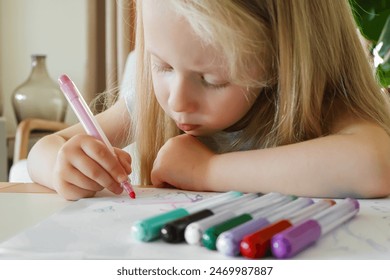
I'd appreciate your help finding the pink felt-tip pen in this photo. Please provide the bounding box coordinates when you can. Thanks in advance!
[58,74,136,199]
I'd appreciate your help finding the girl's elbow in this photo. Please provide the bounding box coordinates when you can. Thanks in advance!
[359,162,390,198]
[362,179,390,198]
[372,173,390,198]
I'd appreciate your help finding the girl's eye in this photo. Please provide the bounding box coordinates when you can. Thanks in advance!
[152,63,173,73]
[201,77,229,90]
[152,62,229,90]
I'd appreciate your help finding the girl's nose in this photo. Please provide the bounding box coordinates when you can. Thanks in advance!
[168,76,198,113]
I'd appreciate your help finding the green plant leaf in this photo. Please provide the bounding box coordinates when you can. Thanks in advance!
[350,0,390,42]
[349,0,390,87]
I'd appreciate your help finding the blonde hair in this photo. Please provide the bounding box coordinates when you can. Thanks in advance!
[133,0,390,185]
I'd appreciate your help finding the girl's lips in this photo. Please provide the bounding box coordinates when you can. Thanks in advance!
[177,123,200,131]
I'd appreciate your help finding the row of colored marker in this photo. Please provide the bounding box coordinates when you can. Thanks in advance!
[131,191,359,258]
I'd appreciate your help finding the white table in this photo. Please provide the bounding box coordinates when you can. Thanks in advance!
[1,182,390,260]
[0,183,70,242]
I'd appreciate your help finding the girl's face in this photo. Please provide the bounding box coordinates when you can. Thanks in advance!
[143,0,260,136]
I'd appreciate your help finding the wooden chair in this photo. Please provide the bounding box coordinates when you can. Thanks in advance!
[13,118,68,164]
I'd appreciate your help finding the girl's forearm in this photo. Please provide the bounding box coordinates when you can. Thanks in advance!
[27,134,66,189]
[207,132,390,198]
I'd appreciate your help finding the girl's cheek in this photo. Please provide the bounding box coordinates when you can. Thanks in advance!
[153,76,169,96]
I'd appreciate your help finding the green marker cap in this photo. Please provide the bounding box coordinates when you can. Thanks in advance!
[131,208,189,241]
[202,213,253,250]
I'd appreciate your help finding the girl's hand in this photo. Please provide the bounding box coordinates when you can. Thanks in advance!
[151,134,215,191]
[52,134,132,200]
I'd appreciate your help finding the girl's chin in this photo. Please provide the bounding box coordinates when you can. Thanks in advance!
[183,128,221,137]
[182,130,203,136]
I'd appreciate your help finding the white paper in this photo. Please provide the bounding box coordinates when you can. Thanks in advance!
[0,190,389,260]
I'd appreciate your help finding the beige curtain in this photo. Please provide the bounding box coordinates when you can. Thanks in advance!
[85,0,136,112]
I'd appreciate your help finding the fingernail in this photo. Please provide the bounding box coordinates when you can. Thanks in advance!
[116,187,124,195]
[112,187,123,195]
[118,175,128,183]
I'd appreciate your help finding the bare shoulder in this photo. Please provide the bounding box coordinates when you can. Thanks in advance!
[330,111,390,197]
[96,98,132,147]
[54,98,131,147]
[331,112,390,161]
[330,107,389,139]
[96,97,130,124]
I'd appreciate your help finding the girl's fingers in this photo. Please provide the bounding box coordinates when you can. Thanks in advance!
[56,181,98,201]
[116,149,132,174]
[70,153,123,195]
[57,135,129,196]
[65,165,105,192]
[81,140,129,184]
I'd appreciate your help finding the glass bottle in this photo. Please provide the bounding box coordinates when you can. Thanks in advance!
[11,55,67,123]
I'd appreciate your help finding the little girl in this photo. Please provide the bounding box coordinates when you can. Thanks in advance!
[28,0,390,200]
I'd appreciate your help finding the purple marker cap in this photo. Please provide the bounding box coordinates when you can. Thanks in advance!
[217,217,269,256]
[271,219,321,258]
[347,197,360,210]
